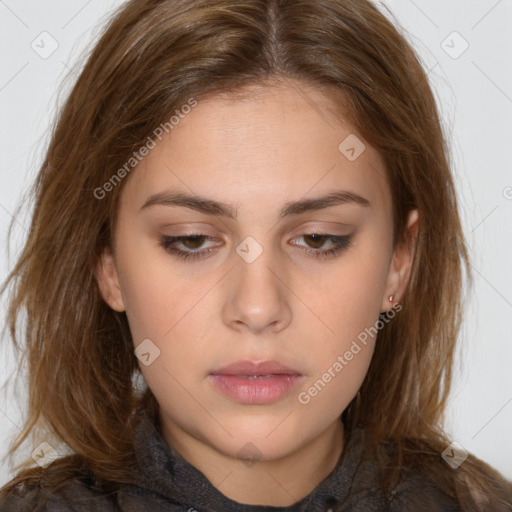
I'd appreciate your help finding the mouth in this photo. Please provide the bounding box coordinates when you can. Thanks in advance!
[208,360,304,405]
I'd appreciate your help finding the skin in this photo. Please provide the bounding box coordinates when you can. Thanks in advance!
[97,81,419,506]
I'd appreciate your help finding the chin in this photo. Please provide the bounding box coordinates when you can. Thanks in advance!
[203,421,310,463]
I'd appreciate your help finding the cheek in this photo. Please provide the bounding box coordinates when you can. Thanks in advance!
[115,232,207,341]
[121,274,178,343]
[299,347,373,416]
[298,234,390,399]
[308,242,390,347]
[116,239,222,404]
[297,296,377,419]
[118,255,212,405]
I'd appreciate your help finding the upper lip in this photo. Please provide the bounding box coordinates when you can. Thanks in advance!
[210,360,302,376]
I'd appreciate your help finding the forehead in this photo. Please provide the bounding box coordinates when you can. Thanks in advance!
[120,83,391,219]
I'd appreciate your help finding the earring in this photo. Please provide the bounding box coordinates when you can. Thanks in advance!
[389,295,394,302]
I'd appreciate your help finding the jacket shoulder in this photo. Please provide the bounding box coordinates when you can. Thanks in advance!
[387,467,462,512]
[387,462,512,512]
[0,476,118,512]
[0,481,69,511]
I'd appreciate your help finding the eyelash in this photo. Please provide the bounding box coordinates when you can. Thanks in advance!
[159,233,352,261]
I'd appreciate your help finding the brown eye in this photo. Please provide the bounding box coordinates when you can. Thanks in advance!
[304,234,327,249]
[160,234,217,261]
[290,233,353,259]
[160,233,352,262]
[180,235,208,249]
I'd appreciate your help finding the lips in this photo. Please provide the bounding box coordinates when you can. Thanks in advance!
[208,360,303,404]
[210,359,302,377]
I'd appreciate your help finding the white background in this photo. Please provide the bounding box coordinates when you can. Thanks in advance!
[1,0,511,487]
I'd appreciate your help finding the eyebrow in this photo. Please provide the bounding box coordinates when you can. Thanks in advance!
[139,190,372,219]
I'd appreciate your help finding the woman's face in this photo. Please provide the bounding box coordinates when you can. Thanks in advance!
[98,82,416,465]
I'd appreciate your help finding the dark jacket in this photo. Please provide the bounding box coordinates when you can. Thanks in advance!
[0,408,473,511]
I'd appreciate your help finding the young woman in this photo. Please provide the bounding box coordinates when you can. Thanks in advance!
[1,0,511,510]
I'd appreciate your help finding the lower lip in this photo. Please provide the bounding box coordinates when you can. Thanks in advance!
[208,374,303,404]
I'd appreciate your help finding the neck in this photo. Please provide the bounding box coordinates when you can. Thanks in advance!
[159,414,345,507]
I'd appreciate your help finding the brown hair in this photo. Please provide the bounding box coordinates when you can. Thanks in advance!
[1,0,511,509]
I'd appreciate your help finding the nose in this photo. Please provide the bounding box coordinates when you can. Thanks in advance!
[221,243,292,335]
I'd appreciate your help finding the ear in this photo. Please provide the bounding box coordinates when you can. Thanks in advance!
[95,246,126,312]
[381,209,419,312]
